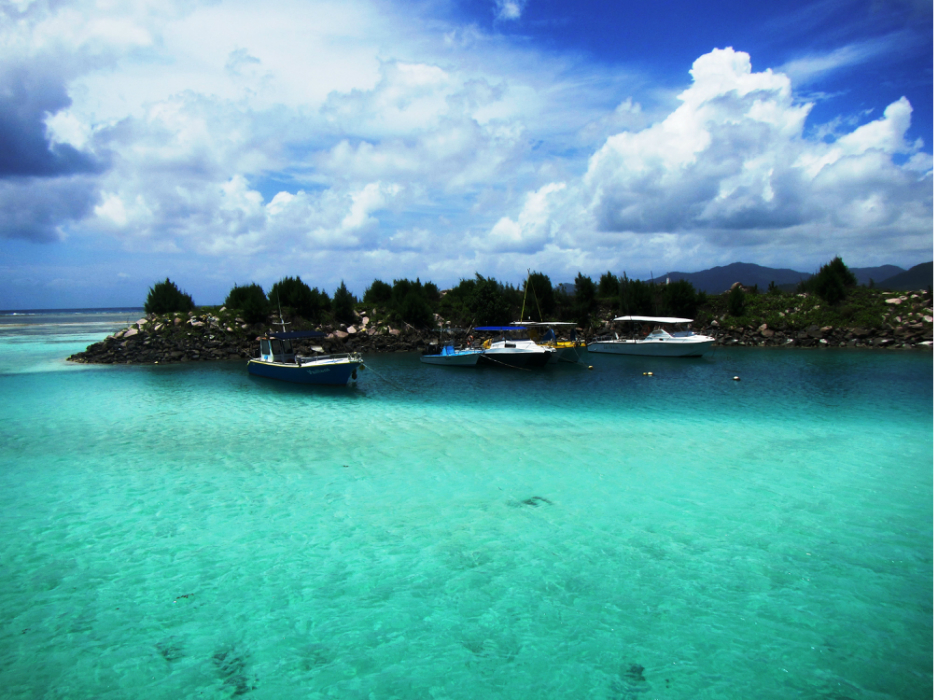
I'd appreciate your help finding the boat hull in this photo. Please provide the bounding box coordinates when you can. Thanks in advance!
[551,343,585,364]
[587,338,713,357]
[420,351,482,366]
[247,357,361,385]
[480,348,553,368]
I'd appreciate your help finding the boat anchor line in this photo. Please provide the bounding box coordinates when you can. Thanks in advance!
[480,354,532,371]
[364,363,420,393]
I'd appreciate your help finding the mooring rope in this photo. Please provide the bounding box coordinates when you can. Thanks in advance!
[480,354,532,371]
[361,362,421,393]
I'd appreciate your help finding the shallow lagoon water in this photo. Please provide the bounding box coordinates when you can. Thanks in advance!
[0,312,931,699]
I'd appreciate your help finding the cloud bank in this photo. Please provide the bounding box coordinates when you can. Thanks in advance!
[0,0,930,303]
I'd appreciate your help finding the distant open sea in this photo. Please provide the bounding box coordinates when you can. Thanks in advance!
[0,309,930,699]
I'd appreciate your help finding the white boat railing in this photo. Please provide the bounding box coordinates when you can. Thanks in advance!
[295,352,361,365]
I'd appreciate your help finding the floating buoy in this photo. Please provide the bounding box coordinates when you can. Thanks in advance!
[588,365,593,370]
[733,376,741,381]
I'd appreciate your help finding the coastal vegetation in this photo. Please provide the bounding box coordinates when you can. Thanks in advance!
[68,258,932,366]
[208,258,934,334]
[144,278,195,315]
[268,276,330,323]
[224,283,268,324]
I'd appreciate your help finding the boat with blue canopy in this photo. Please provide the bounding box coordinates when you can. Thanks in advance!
[247,330,364,385]
[475,326,555,368]
[511,321,586,364]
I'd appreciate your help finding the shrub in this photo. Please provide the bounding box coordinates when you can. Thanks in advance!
[661,279,703,318]
[524,271,556,320]
[390,278,435,327]
[597,271,618,298]
[269,276,329,322]
[363,279,392,306]
[728,285,746,317]
[331,281,356,324]
[145,278,194,315]
[811,256,857,305]
[573,272,597,322]
[399,291,433,327]
[619,275,655,315]
[470,274,511,325]
[225,283,269,324]
[438,277,477,322]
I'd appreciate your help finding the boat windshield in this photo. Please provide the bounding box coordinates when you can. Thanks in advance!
[260,337,295,361]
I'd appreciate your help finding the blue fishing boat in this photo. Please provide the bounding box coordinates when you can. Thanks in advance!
[420,344,484,366]
[247,330,364,385]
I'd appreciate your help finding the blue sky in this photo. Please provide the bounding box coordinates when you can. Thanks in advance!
[0,0,930,308]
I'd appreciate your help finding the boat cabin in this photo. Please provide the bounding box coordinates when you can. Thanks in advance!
[475,326,529,348]
[256,330,327,364]
[612,315,699,340]
[259,337,296,363]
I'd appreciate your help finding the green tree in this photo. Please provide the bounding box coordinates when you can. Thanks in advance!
[597,271,618,298]
[331,281,356,324]
[144,278,195,315]
[399,292,433,327]
[728,285,746,317]
[661,279,703,318]
[363,279,392,306]
[469,274,511,325]
[573,272,597,322]
[619,274,655,315]
[523,271,556,320]
[391,278,435,327]
[269,276,329,322]
[225,283,269,324]
[438,277,478,322]
[811,256,857,305]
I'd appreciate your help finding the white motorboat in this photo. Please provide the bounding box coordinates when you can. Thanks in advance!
[512,321,586,364]
[475,326,555,368]
[587,316,714,357]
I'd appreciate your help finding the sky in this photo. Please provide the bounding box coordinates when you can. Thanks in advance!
[0,0,931,308]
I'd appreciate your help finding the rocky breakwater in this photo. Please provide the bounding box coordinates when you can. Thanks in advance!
[708,291,933,350]
[66,310,475,365]
[316,314,471,355]
[68,310,257,365]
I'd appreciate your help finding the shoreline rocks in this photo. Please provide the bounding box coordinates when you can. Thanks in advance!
[67,303,933,366]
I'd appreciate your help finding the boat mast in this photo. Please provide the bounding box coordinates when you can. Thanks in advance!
[520,269,530,321]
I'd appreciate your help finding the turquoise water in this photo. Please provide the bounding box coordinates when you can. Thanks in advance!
[0,313,931,699]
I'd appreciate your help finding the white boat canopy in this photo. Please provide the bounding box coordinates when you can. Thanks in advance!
[612,315,694,323]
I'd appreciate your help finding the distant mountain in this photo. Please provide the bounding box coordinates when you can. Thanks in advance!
[877,262,933,291]
[651,262,811,294]
[570,261,927,297]
[850,265,905,286]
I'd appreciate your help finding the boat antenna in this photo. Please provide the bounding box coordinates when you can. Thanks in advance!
[520,269,530,321]
[275,291,291,335]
